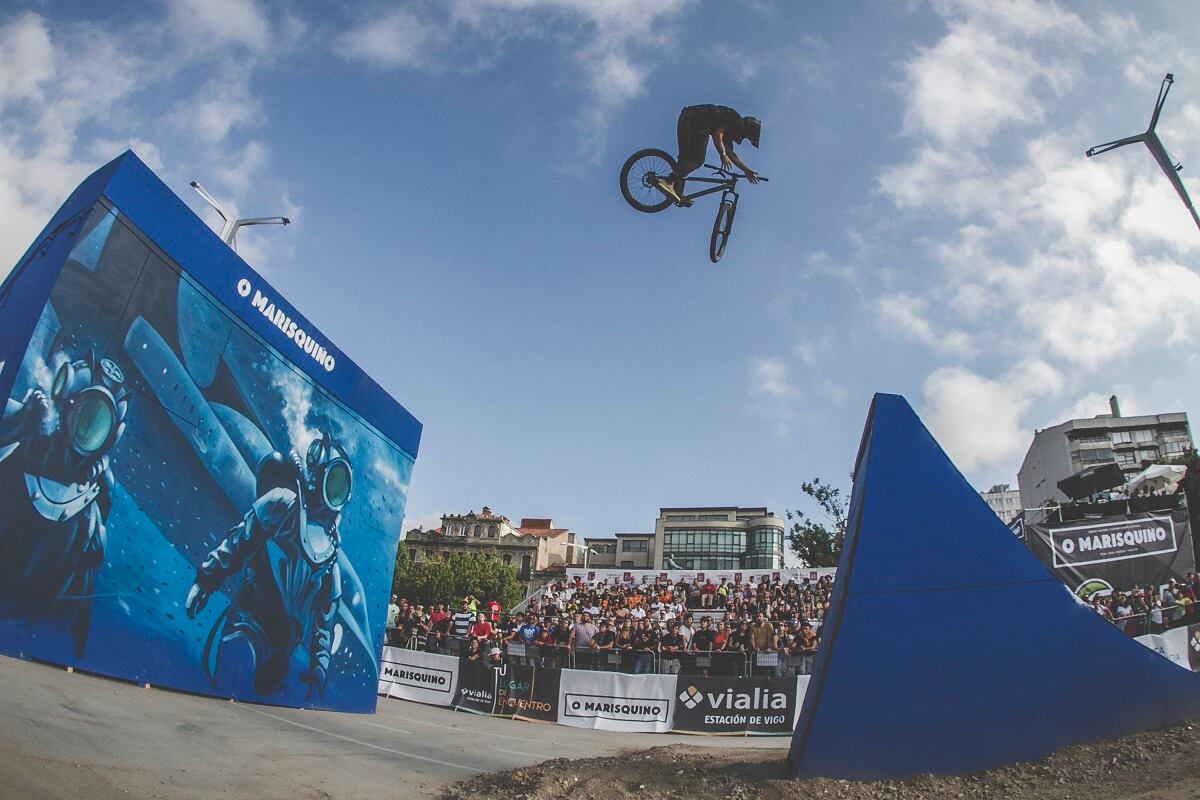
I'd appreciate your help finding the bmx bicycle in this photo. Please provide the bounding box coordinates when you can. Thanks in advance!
[619,148,768,263]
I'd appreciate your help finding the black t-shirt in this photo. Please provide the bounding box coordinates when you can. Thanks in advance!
[692,629,717,652]
[682,104,746,141]
[634,629,659,650]
[660,632,685,653]
[593,630,616,648]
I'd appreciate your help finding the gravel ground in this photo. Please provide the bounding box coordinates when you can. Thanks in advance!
[439,721,1200,800]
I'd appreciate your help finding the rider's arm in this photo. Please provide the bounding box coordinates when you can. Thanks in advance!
[711,128,732,171]
[727,145,760,184]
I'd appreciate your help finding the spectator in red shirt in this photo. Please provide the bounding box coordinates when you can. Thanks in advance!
[469,611,493,640]
[486,598,502,624]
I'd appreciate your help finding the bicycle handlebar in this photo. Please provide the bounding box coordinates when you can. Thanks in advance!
[703,163,768,182]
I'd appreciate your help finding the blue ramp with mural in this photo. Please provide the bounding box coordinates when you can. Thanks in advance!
[789,393,1200,779]
[0,151,421,713]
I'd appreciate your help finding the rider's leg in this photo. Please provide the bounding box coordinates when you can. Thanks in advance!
[672,108,707,196]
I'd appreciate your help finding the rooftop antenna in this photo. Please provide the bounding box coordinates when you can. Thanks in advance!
[189,181,290,251]
[1086,73,1200,231]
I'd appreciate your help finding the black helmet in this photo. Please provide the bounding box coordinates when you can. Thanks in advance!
[741,116,761,148]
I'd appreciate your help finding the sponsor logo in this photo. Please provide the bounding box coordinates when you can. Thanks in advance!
[564,693,670,723]
[458,687,494,704]
[237,278,336,372]
[381,659,453,694]
[1050,516,1177,568]
[677,685,788,712]
[1074,578,1113,601]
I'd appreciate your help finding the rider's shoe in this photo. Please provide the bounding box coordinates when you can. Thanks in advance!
[654,177,683,204]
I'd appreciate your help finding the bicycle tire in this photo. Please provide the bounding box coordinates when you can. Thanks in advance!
[709,200,735,262]
[620,148,677,213]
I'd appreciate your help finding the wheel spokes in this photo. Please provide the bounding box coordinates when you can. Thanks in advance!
[626,155,673,206]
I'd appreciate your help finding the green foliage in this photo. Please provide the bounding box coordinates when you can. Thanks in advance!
[786,478,849,568]
[391,545,524,609]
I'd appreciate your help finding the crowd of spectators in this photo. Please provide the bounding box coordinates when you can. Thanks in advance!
[385,571,1200,675]
[1090,573,1200,635]
[387,574,834,675]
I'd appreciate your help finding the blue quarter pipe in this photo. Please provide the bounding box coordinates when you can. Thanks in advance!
[789,393,1200,779]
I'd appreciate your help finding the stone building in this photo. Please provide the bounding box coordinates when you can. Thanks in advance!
[401,507,579,581]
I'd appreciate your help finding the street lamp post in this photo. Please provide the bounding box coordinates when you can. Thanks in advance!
[565,542,597,569]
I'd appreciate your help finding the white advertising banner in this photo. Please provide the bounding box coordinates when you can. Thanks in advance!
[567,567,836,587]
[378,646,459,707]
[1135,627,1191,670]
[557,669,677,733]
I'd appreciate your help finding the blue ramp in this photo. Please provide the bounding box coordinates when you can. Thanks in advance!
[789,394,1200,779]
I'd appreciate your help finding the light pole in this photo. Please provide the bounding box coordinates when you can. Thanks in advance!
[190,181,291,251]
[565,542,597,569]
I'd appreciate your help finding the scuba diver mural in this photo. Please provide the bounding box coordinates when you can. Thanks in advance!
[187,433,355,698]
[0,152,420,712]
[0,354,129,657]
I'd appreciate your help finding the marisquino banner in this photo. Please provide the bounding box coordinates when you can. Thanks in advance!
[1026,509,1195,596]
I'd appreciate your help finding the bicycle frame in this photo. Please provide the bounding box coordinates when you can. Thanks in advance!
[679,164,745,202]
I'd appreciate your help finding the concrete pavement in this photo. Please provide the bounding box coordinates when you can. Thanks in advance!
[0,656,786,800]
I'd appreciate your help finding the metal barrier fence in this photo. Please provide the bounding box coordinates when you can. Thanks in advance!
[1108,603,1199,637]
[384,633,826,677]
[385,602,1198,674]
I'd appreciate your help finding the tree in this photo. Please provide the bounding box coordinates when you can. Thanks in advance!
[786,478,849,567]
[391,546,525,610]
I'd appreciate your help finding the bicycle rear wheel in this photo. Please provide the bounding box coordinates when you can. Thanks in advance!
[709,200,735,262]
[620,148,677,213]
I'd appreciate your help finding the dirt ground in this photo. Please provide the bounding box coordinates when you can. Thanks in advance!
[439,721,1200,800]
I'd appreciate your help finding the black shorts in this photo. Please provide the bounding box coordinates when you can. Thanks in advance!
[675,108,710,175]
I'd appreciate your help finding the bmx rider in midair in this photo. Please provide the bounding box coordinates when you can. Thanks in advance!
[657,105,761,206]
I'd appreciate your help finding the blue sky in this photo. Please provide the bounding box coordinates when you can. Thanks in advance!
[3,1,1200,546]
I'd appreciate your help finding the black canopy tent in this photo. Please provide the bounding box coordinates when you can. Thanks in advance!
[1057,461,1126,500]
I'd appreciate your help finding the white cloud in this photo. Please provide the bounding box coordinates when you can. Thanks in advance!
[749,356,798,438]
[868,2,1200,489]
[334,0,694,154]
[0,9,295,277]
[877,292,974,358]
[922,360,1062,472]
[750,356,797,401]
[170,74,263,144]
[168,0,272,54]
[335,8,434,69]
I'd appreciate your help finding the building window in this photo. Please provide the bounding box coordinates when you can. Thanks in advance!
[503,554,512,565]
[1133,429,1155,443]
[473,524,482,538]
[1137,448,1158,463]
[424,549,434,559]
[620,560,634,567]
[1111,431,1133,445]
[622,540,648,552]
[488,524,498,538]
[408,548,416,561]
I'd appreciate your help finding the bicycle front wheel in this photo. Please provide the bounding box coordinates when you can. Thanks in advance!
[709,200,736,262]
[620,148,677,213]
